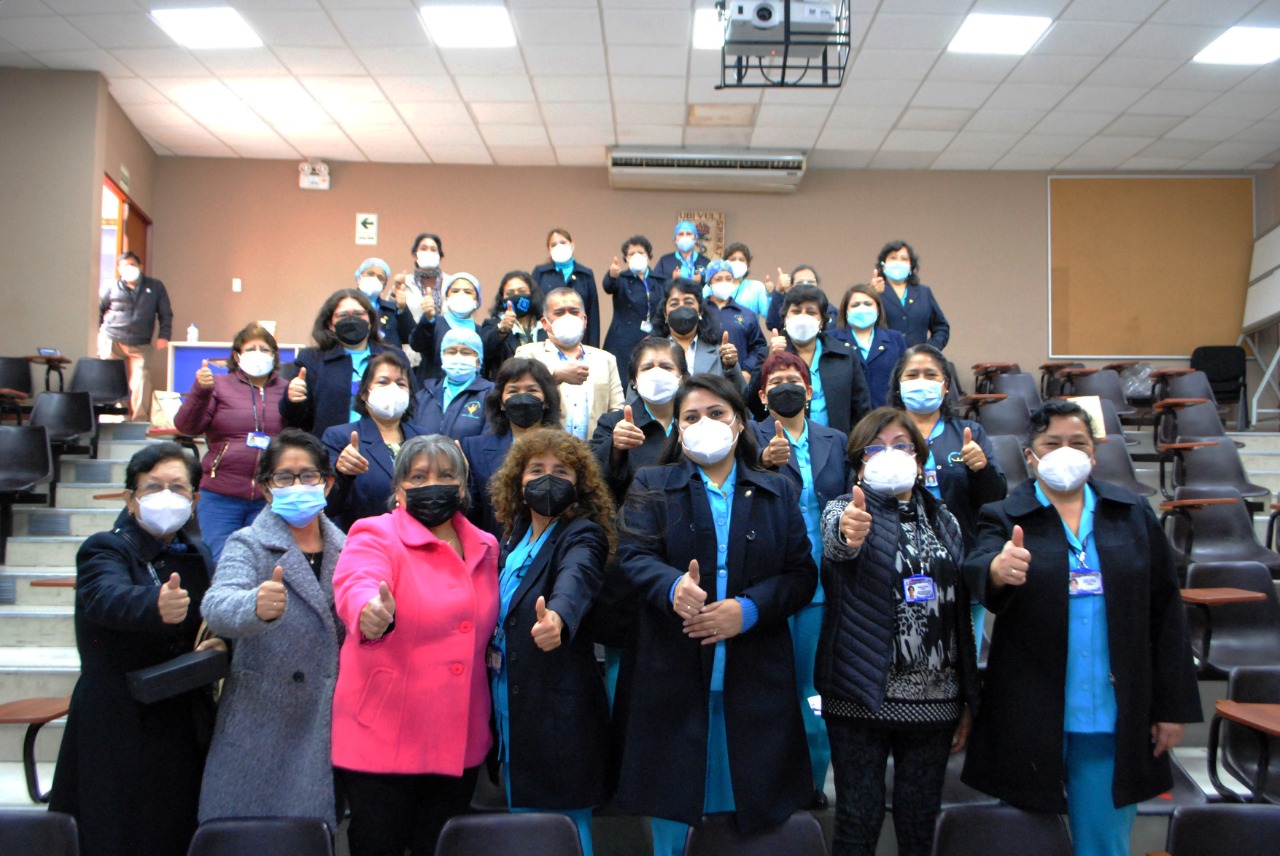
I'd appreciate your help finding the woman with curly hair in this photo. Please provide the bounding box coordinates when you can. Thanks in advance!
[487,428,615,856]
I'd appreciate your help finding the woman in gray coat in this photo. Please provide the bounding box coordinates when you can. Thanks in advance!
[199,428,346,830]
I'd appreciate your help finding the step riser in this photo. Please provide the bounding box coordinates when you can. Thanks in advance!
[0,617,75,647]
[98,422,150,442]
[5,541,80,567]
[0,670,78,699]
[0,723,64,763]
[13,511,118,538]
[1228,432,1280,452]
[54,487,126,510]
[0,577,76,607]
[59,459,127,485]
[97,442,154,460]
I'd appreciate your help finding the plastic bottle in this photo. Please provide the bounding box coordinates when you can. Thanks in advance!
[186,323,198,342]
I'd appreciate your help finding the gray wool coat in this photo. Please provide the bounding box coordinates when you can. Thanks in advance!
[197,508,346,829]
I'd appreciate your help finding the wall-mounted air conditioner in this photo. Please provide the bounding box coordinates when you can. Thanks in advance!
[608,148,807,193]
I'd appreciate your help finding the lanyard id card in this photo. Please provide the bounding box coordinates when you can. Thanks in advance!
[1069,570,1103,597]
[246,431,270,449]
[486,629,504,675]
[923,468,939,488]
[904,575,936,603]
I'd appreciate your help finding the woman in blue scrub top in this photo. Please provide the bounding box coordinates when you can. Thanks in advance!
[962,401,1201,856]
[615,374,816,856]
[411,327,492,441]
[602,235,667,392]
[835,284,907,408]
[752,351,849,809]
[487,429,613,856]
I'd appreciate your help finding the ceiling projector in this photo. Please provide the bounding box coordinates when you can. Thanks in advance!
[725,1,837,58]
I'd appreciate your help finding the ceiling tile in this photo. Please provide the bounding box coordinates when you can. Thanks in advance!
[378,76,458,103]
[324,101,402,126]
[1165,115,1255,141]
[1200,91,1280,120]
[610,75,687,103]
[964,107,1048,133]
[274,47,365,75]
[228,138,300,160]
[422,146,492,165]
[554,145,606,166]
[1234,121,1280,144]
[510,8,602,45]
[884,0,973,13]
[926,53,1019,83]
[1100,114,1185,136]
[993,152,1063,170]
[533,75,611,102]
[543,101,616,123]
[354,45,446,75]
[807,150,876,169]
[608,45,688,77]
[1084,56,1181,88]
[238,10,344,47]
[303,76,386,104]
[880,129,956,152]
[760,88,839,106]
[165,141,239,158]
[683,127,752,146]
[112,47,207,77]
[1033,110,1115,136]
[911,81,998,109]
[1150,0,1258,26]
[896,107,974,131]
[1059,0,1163,22]
[612,102,682,124]
[31,48,131,76]
[328,9,429,47]
[64,13,171,49]
[46,0,139,12]
[1007,134,1086,157]
[454,75,535,102]
[521,44,606,75]
[837,79,920,106]
[749,126,821,148]
[438,47,527,76]
[108,78,169,105]
[409,122,484,146]
[755,104,833,126]
[546,124,615,146]
[356,144,430,164]
[490,146,558,166]
[1055,85,1145,112]
[687,85,762,105]
[862,14,964,51]
[1128,88,1219,116]
[601,10,689,46]
[816,126,888,150]
[971,0,1070,14]
[1140,138,1217,159]
[1121,156,1192,170]
[1067,135,1154,160]
[983,82,1073,110]
[869,150,941,169]
[0,1,55,16]
[930,150,1004,169]
[1113,24,1221,60]
[122,102,203,128]
[479,123,549,147]
[1006,53,1101,85]
[469,102,543,124]
[945,131,1021,154]
[0,14,94,51]
[824,105,905,130]
[1159,62,1258,92]
[196,48,289,76]
[0,51,43,68]
[1242,0,1280,26]
[614,124,684,145]
[1190,141,1280,168]
[847,49,941,82]
[1034,21,1136,56]
[396,102,473,126]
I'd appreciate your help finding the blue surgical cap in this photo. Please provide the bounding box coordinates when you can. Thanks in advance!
[355,258,391,281]
[440,326,483,361]
[674,220,697,239]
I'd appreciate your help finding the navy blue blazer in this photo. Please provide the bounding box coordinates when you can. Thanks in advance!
[410,375,493,441]
[602,269,668,390]
[532,262,600,348]
[460,431,514,542]
[653,250,707,285]
[880,283,949,350]
[478,317,547,380]
[321,417,427,531]
[748,333,872,437]
[374,297,414,347]
[752,416,850,511]
[764,290,839,333]
[927,417,1006,550]
[280,342,410,440]
[709,300,768,375]
[409,315,482,384]
[850,326,908,408]
[590,395,673,504]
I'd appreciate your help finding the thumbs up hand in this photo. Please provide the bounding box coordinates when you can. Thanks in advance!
[871,269,886,294]
[990,525,1030,588]
[768,328,787,354]
[256,566,287,621]
[761,419,791,469]
[336,430,370,476]
[393,281,408,311]
[610,255,621,278]
[498,300,517,334]
[422,288,437,320]
[960,426,987,471]
[718,330,738,368]
[777,267,792,293]
[287,366,308,403]
[157,573,189,624]
[672,559,707,620]
[196,359,215,389]
[530,595,564,652]
[612,404,645,452]
[839,486,872,549]
[360,581,396,640]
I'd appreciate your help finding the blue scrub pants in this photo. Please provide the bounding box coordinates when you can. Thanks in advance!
[650,691,734,856]
[1064,732,1136,856]
[790,602,830,793]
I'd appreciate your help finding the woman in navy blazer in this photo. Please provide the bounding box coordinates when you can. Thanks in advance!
[873,241,950,350]
[602,235,667,391]
[410,326,492,441]
[751,351,850,809]
[321,352,426,531]
[281,289,410,440]
[532,228,600,348]
[835,284,908,408]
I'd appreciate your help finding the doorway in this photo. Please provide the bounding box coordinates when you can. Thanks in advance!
[100,176,152,296]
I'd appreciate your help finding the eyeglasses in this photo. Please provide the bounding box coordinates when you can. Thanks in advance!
[268,470,325,488]
[134,482,194,499]
[334,310,368,320]
[864,443,915,456]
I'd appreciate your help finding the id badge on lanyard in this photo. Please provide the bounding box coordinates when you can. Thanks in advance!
[639,275,653,333]
[1069,549,1103,596]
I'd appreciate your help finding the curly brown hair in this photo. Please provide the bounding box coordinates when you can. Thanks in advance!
[488,428,616,548]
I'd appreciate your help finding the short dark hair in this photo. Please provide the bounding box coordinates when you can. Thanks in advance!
[230,322,279,373]
[628,336,689,387]
[836,284,886,331]
[353,351,414,420]
[125,442,200,492]
[658,277,722,346]
[620,235,653,257]
[256,428,334,485]
[658,374,762,470]
[846,407,929,478]
[547,227,572,245]
[781,285,829,332]
[887,344,953,419]
[310,289,381,350]
[118,251,140,265]
[877,240,920,287]
[724,242,752,263]
[1027,400,1097,445]
[410,232,444,258]
[485,358,563,436]
[791,264,820,284]
[491,270,542,318]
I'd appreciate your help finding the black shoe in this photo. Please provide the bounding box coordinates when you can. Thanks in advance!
[812,790,829,810]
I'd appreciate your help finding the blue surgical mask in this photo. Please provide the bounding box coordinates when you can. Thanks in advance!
[847,308,878,329]
[271,484,327,528]
[899,378,944,414]
[442,355,477,385]
[675,236,696,254]
[883,260,911,282]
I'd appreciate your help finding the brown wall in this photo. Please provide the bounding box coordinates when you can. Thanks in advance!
[1256,162,1280,239]
[151,159,1050,388]
[100,80,158,219]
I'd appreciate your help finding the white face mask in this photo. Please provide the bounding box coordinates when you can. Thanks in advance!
[135,490,192,537]
[550,243,574,264]
[550,314,586,347]
[628,254,649,275]
[416,250,440,271]
[785,313,821,344]
[710,279,736,302]
[681,415,737,466]
[446,293,478,318]
[728,260,748,280]
[366,385,410,421]
[358,276,383,299]
[237,351,274,379]
[636,368,679,405]
[1032,446,1092,493]
[119,264,141,283]
[861,448,919,496]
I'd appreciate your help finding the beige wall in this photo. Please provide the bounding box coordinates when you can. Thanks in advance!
[1256,162,1280,239]
[151,159,1049,389]
[100,79,158,219]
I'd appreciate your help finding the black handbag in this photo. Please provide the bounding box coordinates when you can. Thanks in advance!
[126,646,229,704]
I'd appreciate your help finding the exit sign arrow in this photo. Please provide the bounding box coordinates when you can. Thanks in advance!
[355,212,378,246]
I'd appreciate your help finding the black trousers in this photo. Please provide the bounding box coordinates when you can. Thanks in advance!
[826,717,954,856]
[339,765,479,856]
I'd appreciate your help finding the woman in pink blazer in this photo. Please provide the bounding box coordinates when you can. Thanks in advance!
[331,433,499,856]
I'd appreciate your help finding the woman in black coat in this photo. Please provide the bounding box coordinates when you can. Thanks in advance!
[281,289,409,439]
[50,444,226,856]
[532,228,600,348]
[871,240,950,350]
[615,374,816,856]
[961,401,1201,855]
[601,235,667,391]
[487,429,613,856]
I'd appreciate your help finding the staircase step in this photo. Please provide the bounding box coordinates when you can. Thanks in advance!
[59,457,128,485]
[13,509,118,539]
[97,421,151,442]
[1227,431,1280,452]
[0,570,76,606]
[97,440,155,460]
[53,484,125,510]
[4,539,82,568]
[0,722,64,763]
[0,647,79,698]
[0,607,75,647]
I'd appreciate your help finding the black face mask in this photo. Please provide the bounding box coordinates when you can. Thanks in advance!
[523,474,577,518]
[767,382,808,418]
[504,393,545,429]
[403,484,462,529]
[334,316,370,346]
[667,306,700,336]
[507,294,533,316]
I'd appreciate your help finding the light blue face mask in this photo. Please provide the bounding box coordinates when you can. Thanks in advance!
[441,355,478,385]
[899,378,944,414]
[675,236,696,254]
[883,260,912,282]
[271,484,327,528]
[847,308,878,329]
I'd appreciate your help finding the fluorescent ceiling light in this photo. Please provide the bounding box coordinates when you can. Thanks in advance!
[419,5,516,49]
[1194,26,1280,65]
[947,13,1052,56]
[693,8,725,50]
[150,7,262,50]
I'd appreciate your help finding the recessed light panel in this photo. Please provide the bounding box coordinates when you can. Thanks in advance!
[947,13,1052,57]
[420,5,516,49]
[1194,27,1280,66]
[150,7,263,50]
[693,8,725,51]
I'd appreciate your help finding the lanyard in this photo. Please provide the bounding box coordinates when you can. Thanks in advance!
[249,383,263,433]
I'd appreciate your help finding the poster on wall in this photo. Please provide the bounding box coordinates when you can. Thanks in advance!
[678,210,725,259]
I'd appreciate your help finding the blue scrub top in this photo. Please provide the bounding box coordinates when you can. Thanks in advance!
[345,347,370,423]
[807,337,828,427]
[923,418,946,501]
[782,420,824,603]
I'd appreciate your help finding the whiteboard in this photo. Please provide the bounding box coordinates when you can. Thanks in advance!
[1243,221,1280,333]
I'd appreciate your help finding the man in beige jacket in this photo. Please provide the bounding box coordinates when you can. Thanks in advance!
[515,287,623,439]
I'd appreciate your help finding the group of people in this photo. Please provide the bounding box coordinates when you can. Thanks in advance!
[62,226,1201,856]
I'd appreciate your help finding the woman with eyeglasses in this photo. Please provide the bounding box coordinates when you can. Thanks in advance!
[174,322,287,560]
[816,407,979,856]
[322,351,428,531]
[198,429,345,832]
[615,374,816,856]
[50,443,226,856]
[480,271,547,379]
[331,434,499,856]
[281,289,410,441]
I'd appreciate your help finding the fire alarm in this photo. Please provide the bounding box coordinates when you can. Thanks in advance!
[298,160,330,190]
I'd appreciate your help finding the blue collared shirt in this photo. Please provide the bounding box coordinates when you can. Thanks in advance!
[782,421,824,602]
[442,376,470,412]
[807,338,828,427]
[1035,482,1116,733]
[923,419,946,501]
[346,347,371,423]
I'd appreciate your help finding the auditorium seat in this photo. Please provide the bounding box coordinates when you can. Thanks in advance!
[1092,435,1155,497]
[187,817,332,856]
[1160,487,1280,582]
[0,810,78,856]
[1190,345,1248,430]
[1184,561,1280,680]
[1062,368,1136,419]
[682,811,826,856]
[972,395,1032,438]
[1158,436,1269,508]
[1155,804,1280,856]
[930,804,1071,856]
[991,372,1040,412]
[988,434,1029,490]
[1206,666,1280,805]
[435,813,583,856]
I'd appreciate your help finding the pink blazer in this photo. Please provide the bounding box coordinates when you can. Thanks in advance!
[331,507,499,775]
